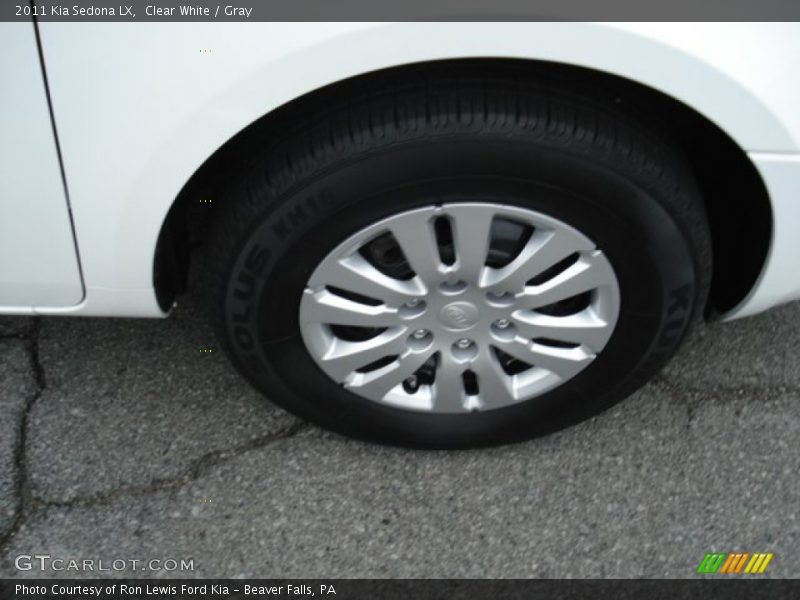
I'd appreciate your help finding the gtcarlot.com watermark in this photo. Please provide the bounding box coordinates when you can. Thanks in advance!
[15,553,195,573]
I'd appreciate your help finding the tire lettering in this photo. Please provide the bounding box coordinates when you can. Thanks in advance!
[667,284,690,315]
[244,245,271,276]
[233,326,254,351]
[657,283,692,351]
[231,302,251,324]
[271,189,336,242]
[272,220,291,242]
[228,189,336,353]
[286,205,308,229]
[233,272,256,301]
[659,317,684,348]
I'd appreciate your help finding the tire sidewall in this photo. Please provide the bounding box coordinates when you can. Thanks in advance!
[219,138,699,447]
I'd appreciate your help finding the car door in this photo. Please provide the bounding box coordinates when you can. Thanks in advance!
[0,21,83,311]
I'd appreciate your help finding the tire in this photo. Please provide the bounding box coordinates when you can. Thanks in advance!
[205,67,711,448]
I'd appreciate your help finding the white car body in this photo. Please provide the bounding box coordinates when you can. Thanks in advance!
[1,21,799,319]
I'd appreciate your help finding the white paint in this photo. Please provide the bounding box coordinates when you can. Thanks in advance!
[2,22,799,318]
[0,23,83,308]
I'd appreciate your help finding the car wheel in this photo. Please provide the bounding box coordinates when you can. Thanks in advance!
[205,71,711,448]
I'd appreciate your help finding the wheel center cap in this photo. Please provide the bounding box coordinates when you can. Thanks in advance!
[438,301,480,330]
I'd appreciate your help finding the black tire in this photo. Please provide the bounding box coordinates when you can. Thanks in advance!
[205,66,711,448]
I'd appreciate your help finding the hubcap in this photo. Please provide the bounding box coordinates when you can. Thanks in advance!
[298,203,620,413]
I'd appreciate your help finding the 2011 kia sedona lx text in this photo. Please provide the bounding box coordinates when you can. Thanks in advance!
[2,22,799,447]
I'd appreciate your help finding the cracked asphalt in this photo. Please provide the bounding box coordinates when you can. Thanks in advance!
[0,292,798,579]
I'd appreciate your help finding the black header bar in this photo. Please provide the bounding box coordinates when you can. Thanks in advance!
[2,579,800,600]
[3,0,800,22]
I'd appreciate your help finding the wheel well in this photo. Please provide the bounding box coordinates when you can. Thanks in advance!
[154,58,771,316]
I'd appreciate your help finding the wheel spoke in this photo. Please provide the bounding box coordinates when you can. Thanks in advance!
[432,355,467,412]
[299,203,620,414]
[481,229,592,292]
[511,309,613,351]
[517,251,613,310]
[388,211,444,284]
[471,349,517,409]
[311,254,426,306]
[345,348,432,399]
[494,337,594,380]
[320,328,409,380]
[448,205,495,282]
[301,289,400,328]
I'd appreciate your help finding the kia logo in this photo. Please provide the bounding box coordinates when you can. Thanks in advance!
[444,306,471,325]
[438,302,479,330]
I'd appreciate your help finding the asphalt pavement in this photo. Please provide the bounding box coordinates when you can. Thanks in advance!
[0,291,798,578]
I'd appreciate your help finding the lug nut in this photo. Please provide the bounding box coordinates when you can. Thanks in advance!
[456,338,473,349]
[412,329,429,339]
[406,298,421,307]
[403,374,420,393]
[486,290,515,307]
[496,318,511,329]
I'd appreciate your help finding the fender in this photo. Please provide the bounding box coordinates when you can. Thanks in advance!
[33,22,799,316]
